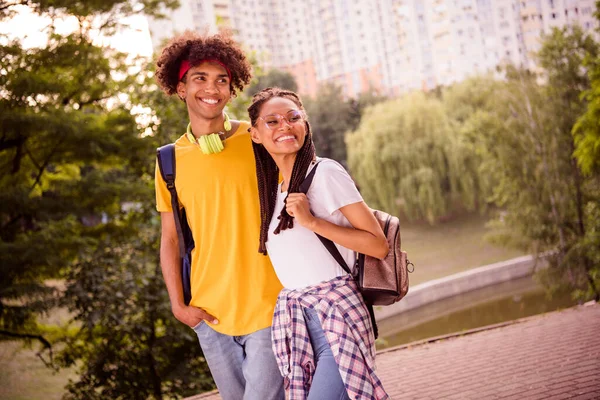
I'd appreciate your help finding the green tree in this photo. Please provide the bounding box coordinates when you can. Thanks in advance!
[304,83,355,163]
[348,90,388,131]
[476,26,600,301]
[1,1,215,398]
[441,75,513,209]
[346,91,483,223]
[59,211,213,399]
[246,68,298,96]
[573,3,600,176]
[573,66,600,175]
[0,29,147,350]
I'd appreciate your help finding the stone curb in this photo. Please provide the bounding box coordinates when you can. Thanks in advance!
[375,254,547,321]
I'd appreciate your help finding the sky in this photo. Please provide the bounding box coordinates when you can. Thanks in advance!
[0,5,154,57]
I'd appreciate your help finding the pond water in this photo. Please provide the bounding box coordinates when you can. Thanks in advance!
[377,275,578,349]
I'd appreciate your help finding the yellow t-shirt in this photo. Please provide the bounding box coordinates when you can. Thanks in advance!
[155,121,282,336]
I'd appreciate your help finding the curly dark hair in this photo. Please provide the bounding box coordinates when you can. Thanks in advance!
[248,87,316,254]
[155,30,252,97]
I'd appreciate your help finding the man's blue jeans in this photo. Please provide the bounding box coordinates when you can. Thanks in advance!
[193,322,284,400]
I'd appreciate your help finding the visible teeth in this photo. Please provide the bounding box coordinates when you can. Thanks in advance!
[202,98,218,104]
[276,135,295,142]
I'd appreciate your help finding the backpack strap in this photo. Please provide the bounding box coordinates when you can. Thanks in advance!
[299,160,379,338]
[299,161,352,275]
[156,144,186,258]
[316,236,352,275]
[298,160,320,194]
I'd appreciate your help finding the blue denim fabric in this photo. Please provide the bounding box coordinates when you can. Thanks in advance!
[303,307,350,400]
[193,323,284,400]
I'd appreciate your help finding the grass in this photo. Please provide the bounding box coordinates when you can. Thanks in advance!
[401,213,524,285]
[0,340,77,400]
[0,213,523,399]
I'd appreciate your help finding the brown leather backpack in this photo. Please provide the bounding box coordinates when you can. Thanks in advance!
[357,209,411,305]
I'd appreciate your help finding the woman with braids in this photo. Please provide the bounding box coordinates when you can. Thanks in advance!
[154,32,284,399]
[248,87,390,400]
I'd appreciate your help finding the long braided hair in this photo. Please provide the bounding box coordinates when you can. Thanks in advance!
[248,87,316,255]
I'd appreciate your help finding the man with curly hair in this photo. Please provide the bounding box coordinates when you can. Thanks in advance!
[154,31,284,399]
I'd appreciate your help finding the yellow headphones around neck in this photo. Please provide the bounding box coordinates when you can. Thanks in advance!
[186,113,232,155]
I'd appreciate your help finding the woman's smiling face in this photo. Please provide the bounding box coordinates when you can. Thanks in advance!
[251,96,307,157]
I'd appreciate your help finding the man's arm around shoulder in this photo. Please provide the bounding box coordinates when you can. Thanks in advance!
[160,212,218,327]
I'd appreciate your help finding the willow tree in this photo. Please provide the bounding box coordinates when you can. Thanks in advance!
[440,75,507,208]
[346,92,483,223]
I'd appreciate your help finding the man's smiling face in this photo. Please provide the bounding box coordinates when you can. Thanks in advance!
[177,61,231,122]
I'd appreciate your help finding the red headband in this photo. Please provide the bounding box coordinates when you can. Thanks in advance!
[178,59,232,81]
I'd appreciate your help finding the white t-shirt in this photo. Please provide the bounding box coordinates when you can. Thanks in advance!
[265,158,364,289]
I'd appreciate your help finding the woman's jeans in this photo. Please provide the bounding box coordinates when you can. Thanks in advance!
[304,307,350,400]
[193,323,284,400]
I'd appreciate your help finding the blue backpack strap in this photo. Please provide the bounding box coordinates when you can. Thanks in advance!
[156,144,186,258]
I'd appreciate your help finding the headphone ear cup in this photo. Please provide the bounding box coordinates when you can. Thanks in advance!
[198,134,225,155]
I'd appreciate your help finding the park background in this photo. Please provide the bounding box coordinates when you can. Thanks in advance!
[1,0,599,399]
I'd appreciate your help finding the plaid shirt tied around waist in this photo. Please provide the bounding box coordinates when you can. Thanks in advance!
[272,275,389,400]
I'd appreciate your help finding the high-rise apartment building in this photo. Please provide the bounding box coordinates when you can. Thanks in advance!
[518,0,597,68]
[147,0,597,97]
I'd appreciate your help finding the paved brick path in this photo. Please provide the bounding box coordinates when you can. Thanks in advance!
[188,303,600,399]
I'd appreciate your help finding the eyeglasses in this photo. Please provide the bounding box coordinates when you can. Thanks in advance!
[256,110,305,130]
